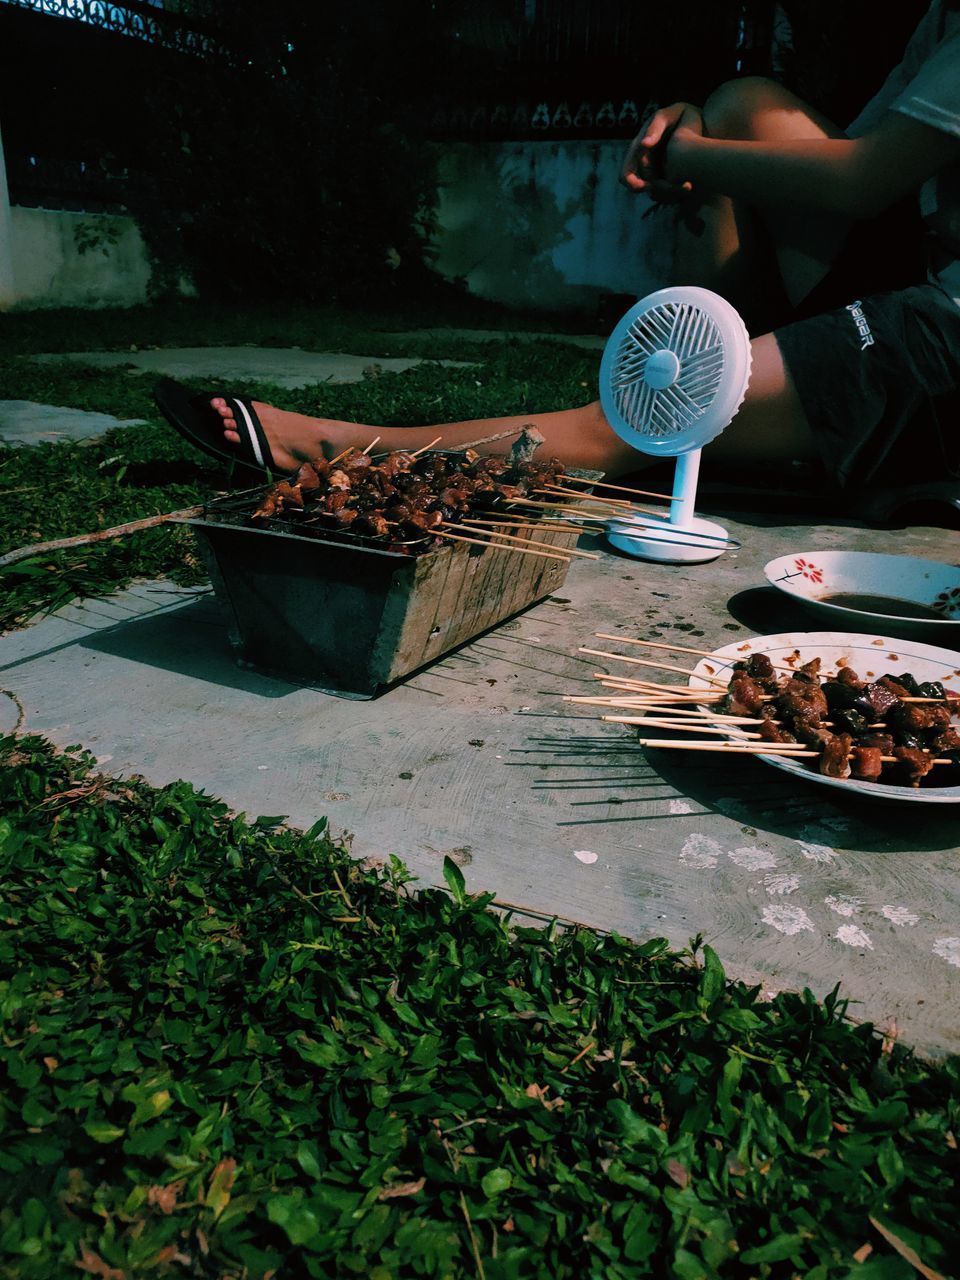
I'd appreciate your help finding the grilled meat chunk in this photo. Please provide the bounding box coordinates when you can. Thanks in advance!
[819,733,853,778]
[892,746,936,786]
[726,673,768,716]
[850,746,884,781]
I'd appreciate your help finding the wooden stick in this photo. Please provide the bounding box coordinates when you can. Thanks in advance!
[580,647,728,685]
[607,716,764,736]
[594,632,766,667]
[554,474,673,502]
[565,697,757,721]
[591,638,955,704]
[594,677,720,699]
[509,497,619,517]
[594,674,713,691]
[361,435,382,455]
[590,700,884,729]
[603,710,878,733]
[463,514,606,535]
[538,484,664,518]
[443,524,600,560]
[593,632,836,677]
[539,488,661,518]
[592,673,943,706]
[463,515,601,535]
[0,506,203,570]
[328,444,357,466]
[637,739,817,753]
[411,436,443,458]
[634,738,951,764]
[435,528,572,563]
[539,484,636,508]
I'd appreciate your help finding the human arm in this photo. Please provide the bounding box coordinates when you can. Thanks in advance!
[620,102,700,201]
[664,110,960,218]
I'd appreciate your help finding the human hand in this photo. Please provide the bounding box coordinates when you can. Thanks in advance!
[621,102,700,202]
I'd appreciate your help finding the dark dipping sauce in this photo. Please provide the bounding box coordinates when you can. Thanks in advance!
[818,592,945,621]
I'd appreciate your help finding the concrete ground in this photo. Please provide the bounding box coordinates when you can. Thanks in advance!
[2,343,959,1056]
[28,345,479,391]
[2,512,959,1056]
[0,399,147,447]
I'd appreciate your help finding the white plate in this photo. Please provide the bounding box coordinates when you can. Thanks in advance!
[687,631,960,803]
[764,550,960,638]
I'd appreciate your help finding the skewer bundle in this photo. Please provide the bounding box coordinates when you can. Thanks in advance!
[569,633,960,789]
[237,446,627,563]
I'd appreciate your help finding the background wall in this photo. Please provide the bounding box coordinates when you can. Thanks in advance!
[432,140,666,312]
[4,140,666,314]
[7,208,153,309]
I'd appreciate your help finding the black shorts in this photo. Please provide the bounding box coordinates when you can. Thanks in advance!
[773,207,960,491]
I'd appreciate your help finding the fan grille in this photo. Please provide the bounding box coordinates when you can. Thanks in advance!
[609,302,725,438]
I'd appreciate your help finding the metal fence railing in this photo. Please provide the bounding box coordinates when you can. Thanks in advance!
[0,0,223,54]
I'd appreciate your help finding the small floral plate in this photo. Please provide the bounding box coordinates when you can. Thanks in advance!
[763,551,960,639]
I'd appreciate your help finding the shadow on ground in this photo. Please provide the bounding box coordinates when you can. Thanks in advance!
[79,597,298,699]
[510,725,960,853]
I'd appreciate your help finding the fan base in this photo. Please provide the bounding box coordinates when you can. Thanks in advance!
[606,514,729,564]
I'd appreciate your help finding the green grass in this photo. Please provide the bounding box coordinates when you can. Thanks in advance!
[0,293,592,361]
[0,333,600,631]
[1,732,958,1279]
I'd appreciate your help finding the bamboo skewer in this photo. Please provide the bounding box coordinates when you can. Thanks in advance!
[328,444,357,466]
[580,647,729,685]
[443,524,600,560]
[594,632,831,677]
[539,485,636,508]
[578,689,886,722]
[463,515,606,536]
[617,718,767,737]
[597,704,885,731]
[594,683,719,702]
[594,674,714,692]
[411,436,444,458]
[552,474,673,503]
[566,698,775,722]
[361,436,382,455]
[536,487,659,518]
[591,629,957,701]
[595,633,775,668]
[603,712,883,732]
[591,675,943,707]
[509,497,623,518]
[590,672,948,709]
[435,528,571,562]
[633,738,951,765]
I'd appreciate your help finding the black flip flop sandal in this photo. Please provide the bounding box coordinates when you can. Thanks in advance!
[153,377,282,479]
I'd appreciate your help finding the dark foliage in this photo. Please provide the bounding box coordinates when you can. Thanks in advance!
[131,1,484,301]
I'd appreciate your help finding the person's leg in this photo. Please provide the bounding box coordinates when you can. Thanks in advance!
[209,78,830,477]
[211,396,640,475]
[209,330,814,477]
[704,332,817,464]
[674,77,852,318]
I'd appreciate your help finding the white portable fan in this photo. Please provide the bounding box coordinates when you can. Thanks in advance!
[599,286,752,563]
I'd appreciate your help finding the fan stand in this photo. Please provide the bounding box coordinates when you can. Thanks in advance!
[606,449,731,565]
